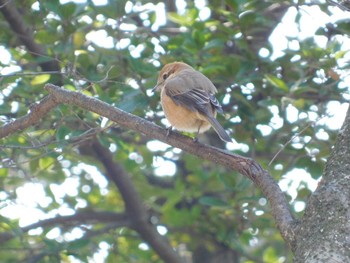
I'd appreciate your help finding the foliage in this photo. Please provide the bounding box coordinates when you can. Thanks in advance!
[0,0,349,262]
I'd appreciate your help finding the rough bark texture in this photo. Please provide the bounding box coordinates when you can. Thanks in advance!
[293,104,350,262]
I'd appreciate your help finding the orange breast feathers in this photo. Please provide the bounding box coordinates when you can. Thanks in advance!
[153,62,231,143]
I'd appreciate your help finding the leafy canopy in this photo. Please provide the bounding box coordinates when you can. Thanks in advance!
[0,0,349,262]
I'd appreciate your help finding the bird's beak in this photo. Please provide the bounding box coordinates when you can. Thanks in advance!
[152,84,160,93]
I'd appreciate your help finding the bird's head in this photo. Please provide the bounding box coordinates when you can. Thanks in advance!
[152,62,192,92]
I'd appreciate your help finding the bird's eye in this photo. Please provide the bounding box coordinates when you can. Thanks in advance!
[162,73,168,80]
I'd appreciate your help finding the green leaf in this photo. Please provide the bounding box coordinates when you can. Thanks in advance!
[167,12,188,25]
[30,74,51,85]
[201,65,226,75]
[35,30,57,44]
[0,168,8,178]
[0,75,20,85]
[265,74,289,92]
[334,50,348,60]
[199,196,228,207]
[192,29,205,48]
[56,126,71,141]
[58,2,76,19]
[263,246,279,262]
[44,1,60,15]
[292,98,305,109]
[238,10,257,28]
[39,156,55,170]
[291,85,318,95]
[167,9,198,26]
[117,89,148,113]
[68,239,90,250]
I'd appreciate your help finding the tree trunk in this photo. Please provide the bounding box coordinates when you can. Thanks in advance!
[293,104,350,262]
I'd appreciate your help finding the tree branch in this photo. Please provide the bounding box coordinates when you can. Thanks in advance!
[80,140,183,263]
[0,84,298,249]
[0,0,60,73]
[293,104,350,262]
[0,211,129,244]
[90,141,147,218]
[0,94,59,139]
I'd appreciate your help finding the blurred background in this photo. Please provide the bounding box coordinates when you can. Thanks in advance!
[0,0,349,262]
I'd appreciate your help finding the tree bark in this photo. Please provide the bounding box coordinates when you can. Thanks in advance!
[293,104,350,262]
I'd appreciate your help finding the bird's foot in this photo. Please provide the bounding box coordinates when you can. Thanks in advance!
[166,126,173,137]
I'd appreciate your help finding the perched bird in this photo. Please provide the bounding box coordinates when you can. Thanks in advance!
[152,62,231,142]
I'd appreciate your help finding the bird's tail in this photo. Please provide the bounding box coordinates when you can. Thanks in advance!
[206,116,232,143]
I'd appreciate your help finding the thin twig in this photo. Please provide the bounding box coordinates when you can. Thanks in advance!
[327,0,350,11]
[268,122,314,166]
[268,114,329,166]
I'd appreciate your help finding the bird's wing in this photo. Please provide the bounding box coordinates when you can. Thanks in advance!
[164,72,223,115]
[208,93,223,114]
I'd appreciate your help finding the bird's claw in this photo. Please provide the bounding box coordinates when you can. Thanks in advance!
[166,126,173,137]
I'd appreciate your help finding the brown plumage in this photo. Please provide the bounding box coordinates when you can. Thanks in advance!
[153,62,231,142]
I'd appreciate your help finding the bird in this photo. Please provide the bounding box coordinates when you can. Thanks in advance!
[152,62,232,142]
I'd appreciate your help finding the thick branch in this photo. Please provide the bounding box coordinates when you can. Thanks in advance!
[0,211,129,244]
[0,0,60,72]
[88,141,147,218]
[0,94,59,138]
[81,140,183,263]
[293,104,350,262]
[0,84,297,248]
[323,104,350,181]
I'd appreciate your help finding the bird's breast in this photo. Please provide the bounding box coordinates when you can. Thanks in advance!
[160,89,211,133]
